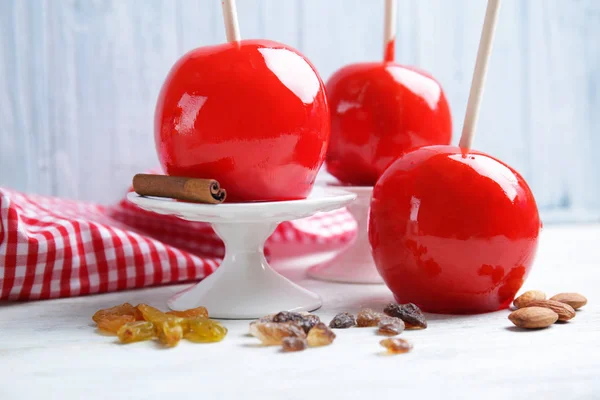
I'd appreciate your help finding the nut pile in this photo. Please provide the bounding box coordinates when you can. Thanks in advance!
[92,303,227,347]
[508,291,587,329]
[248,303,426,354]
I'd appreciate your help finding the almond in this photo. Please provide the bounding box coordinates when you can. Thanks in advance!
[513,290,546,309]
[550,293,587,310]
[527,299,576,321]
[508,307,558,329]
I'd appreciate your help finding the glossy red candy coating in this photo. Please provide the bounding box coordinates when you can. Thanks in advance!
[325,63,451,186]
[155,40,330,202]
[369,146,541,314]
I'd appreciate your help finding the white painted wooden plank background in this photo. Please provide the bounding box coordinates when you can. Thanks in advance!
[1,0,599,219]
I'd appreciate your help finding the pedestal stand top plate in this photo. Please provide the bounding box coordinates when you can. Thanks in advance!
[127,186,356,223]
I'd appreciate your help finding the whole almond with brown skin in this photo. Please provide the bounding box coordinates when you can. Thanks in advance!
[509,307,558,329]
[513,290,546,309]
[527,299,576,321]
[550,293,587,310]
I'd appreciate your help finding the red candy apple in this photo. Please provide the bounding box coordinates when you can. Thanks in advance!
[368,145,541,314]
[155,40,330,202]
[325,63,452,186]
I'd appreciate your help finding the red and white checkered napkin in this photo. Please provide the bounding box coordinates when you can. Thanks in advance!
[0,187,357,301]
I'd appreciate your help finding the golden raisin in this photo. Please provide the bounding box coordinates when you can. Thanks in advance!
[117,321,156,344]
[306,323,336,347]
[185,317,228,343]
[93,303,144,334]
[92,303,143,323]
[137,304,184,347]
[155,321,183,347]
[96,316,136,334]
[137,304,171,322]
[380,338,413,354]
[166,306,209,319]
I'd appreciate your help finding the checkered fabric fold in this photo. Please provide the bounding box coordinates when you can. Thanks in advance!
[0,187,356,300]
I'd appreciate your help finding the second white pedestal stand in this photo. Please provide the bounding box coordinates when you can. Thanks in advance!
[307,185,384,284]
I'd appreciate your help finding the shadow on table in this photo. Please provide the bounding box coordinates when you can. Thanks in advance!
[424,313,489,322]
[344,294,397,311]
[0,301,23,308]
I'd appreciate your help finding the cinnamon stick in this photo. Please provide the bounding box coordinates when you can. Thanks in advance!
[132,174,227,204]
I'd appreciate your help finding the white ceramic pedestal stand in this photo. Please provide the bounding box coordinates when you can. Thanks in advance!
[127,187,355,319]
[307,185,383,284]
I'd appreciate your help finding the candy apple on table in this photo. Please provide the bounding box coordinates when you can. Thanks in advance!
[369,0,541,314]
[309,0,452,284]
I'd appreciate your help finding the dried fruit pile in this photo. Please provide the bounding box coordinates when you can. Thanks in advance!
[93,291,589,353]
[508,291,587,329]
[249,311,335,352]
[248,303,426,355]
[92,303,227,347]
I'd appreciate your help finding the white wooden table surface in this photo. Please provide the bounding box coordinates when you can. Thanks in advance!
[1,224,598,400]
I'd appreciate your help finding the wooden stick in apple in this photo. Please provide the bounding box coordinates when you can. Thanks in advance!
[221,0,241,42]
[383,0,397,62]
[458,0,502,150]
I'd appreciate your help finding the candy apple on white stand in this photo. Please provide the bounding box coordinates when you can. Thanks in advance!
[155,1,330,203]
[130,0,355,319]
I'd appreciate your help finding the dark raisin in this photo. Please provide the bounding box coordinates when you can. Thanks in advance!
[383,302,427,329]
[270,311,320,334]
[272,311,305,324]
[298,314,321,334]
[329,312,356,329]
